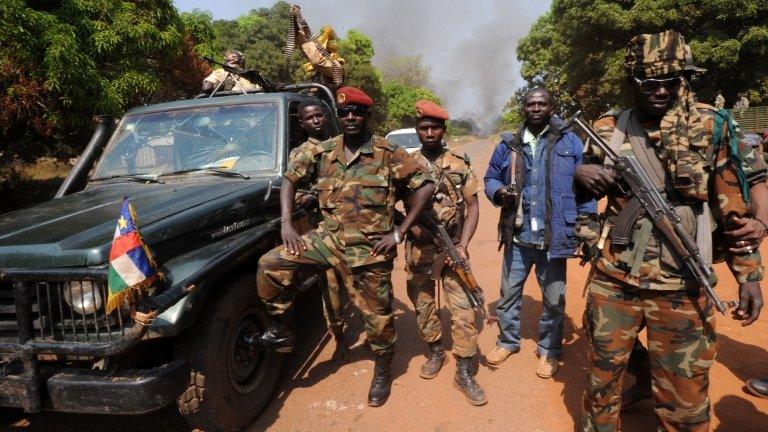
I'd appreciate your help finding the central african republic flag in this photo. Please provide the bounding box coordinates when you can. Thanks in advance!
[106,197,160,313]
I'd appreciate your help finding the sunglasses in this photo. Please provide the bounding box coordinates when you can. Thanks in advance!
[337,105,370,117]
[633,76,682,93]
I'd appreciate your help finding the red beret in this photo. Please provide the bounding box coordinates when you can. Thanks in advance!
[415,100,449,121]
[336,86,373,107]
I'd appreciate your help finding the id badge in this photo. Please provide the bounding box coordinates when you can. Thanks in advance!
[531,217,538,232]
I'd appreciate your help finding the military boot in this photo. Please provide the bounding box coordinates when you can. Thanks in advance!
[367,352,394,407]
[746,378,768,398]
[243,315,295,353]
[420,341,448,379]
[453,356,487,406]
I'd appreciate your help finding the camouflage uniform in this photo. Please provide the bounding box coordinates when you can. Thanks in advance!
[257,135,430,354]
[202,68,262,92]
[290,137,345,335]
[405,148,483,358]
[580,31,765,432]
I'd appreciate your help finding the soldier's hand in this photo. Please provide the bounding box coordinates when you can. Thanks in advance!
[494,187,516,206]
[281,222,306,256]
[724,216,767,253]
[370,233,398,257]
[733,281,764,326]
[574,164,618,198]
[446,245,469,266]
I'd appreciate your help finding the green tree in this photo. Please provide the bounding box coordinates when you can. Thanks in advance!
[380,82,441,132]
[517,0,768,119]
[205,2,291,82]
[0,0,209,163]
[496,93,525,133]
[338,29,388,133]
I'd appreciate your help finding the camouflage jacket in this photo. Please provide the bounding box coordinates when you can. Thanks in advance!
[407,147,483,240]
[290,136,323,206]
[585,103,766,289]
[285,134,431,267]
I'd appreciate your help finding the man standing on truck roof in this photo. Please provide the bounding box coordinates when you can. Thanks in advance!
[402,100,487,406]
[289,98,350,363]
[201,50,262,94]
[714,90,725,110]
[251,86,435,407]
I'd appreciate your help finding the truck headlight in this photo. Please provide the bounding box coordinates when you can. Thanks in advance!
[63,281,103,315]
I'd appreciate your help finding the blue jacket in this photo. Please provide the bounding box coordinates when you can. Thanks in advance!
[484,116,597,258]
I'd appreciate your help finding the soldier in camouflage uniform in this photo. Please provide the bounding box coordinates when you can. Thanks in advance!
[288,98,349,363]
[402,100,486,405]
[575,30,766,431]
[201,50,262,93]
[253,86,435,407]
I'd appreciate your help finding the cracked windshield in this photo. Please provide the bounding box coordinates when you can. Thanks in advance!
[92,103,278,179]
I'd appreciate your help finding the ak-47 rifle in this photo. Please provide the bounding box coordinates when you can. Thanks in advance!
[566,111,732,314]
[396,209,496,325]
[202,57,279,93]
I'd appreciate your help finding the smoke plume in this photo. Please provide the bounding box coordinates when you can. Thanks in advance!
[298,1,549,134]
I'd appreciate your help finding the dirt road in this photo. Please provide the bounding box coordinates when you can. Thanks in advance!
[5,139,768,431]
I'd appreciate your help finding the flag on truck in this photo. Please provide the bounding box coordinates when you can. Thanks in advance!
[106,197,160,313]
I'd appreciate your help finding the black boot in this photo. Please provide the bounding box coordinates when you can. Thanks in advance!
[453,356,487,406]
[367,352,394,407]
[243,316,295,353]
[420,340,447,379]
[746,378,768,398]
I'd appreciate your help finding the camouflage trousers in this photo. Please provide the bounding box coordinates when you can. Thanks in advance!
[257,229,396,354]
[320,269,345,335]
[405,241,477,358]
[581,271,717,432]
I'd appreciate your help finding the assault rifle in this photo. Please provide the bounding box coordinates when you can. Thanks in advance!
[566,111,730,314]
[202,57,279,93]
[396,209,496,325]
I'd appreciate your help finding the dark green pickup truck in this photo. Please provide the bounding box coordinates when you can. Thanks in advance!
[0,85,339,431]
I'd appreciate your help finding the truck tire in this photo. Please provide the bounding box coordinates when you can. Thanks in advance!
[175,275,283,432]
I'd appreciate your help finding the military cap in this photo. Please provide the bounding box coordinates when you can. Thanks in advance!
[625,30,705,78]
[336,86,373,107]
[415,100,449,121]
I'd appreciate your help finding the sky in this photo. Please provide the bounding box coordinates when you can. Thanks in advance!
[174,0,552,131]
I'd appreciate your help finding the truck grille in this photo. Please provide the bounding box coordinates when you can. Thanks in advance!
[0,280,128,343]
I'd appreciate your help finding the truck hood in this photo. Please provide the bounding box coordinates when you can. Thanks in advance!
[0,179,272,268]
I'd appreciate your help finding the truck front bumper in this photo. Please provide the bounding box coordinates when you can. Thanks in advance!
[0,359,188,414]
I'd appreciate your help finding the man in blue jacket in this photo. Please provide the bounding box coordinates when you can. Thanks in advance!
[483,88,596,378]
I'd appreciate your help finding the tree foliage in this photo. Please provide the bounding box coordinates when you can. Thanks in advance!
[204,4,389,133]
[338,29,388,134]
[517,0,768,119]
[0,0,210,163]
[380,82,441,132]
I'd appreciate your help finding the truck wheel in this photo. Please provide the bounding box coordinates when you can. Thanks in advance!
[176,275,283,432]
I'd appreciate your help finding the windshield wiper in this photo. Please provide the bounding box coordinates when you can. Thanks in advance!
[90,173,164,183]
[158,167,251,179]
